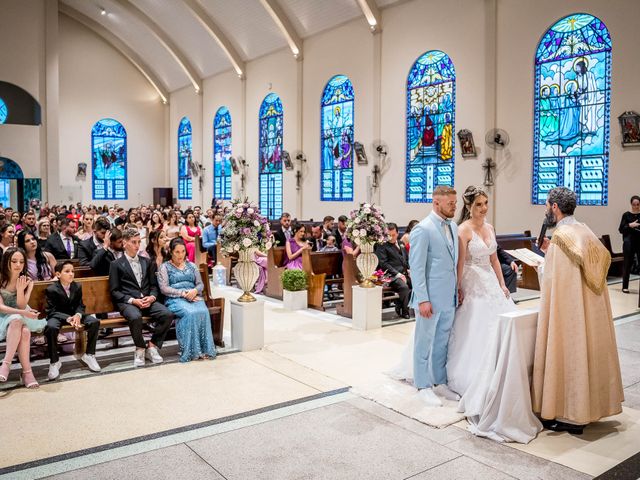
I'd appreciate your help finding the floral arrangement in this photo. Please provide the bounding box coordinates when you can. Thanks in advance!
[345,203,389,246]
[371,269,393,287]
[219,198,273,254]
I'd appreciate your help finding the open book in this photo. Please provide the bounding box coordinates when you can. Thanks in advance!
[504,248,545,267]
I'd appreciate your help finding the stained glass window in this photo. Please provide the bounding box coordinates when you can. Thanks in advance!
[406,50,455,203]
[533,13,611,206]
[321,75,354,201]
[91,119,127,200]
[259,93,283,219]
[178,116,192,200]
[214,107,232,200]
[0,98,7,124]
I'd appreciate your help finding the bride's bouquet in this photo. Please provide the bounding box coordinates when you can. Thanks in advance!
[219,198,273,255]
[345,203,389,246]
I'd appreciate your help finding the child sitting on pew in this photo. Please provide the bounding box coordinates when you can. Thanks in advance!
[320,235,339,253]
[45,261,101,380]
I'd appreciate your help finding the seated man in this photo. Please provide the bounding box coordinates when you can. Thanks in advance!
[322,216,335,241]
[109,228,174,367]
[497,246,518,293]
[44,216,79,260]
[202,213,223,263]
[273,212,292,247]
[310,224,325,252]
[78,217,110,265]
[375,222,412,319]
[334,215,348,249]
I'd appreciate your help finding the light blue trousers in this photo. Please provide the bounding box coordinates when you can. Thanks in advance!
[412,307,456,389]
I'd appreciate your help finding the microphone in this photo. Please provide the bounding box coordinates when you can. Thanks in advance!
[536,220,548,249]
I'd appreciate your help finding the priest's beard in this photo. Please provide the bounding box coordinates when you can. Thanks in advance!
[545,209,557,227]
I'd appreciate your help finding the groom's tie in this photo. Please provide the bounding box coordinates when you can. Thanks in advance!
[441,219,453,248]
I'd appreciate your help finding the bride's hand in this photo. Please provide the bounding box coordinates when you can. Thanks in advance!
[457,288,464,306]
[501,285,510,298]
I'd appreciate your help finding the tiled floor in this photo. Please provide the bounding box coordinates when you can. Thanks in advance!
[3,283,640,479]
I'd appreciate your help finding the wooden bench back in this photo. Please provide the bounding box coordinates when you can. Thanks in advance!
[265,247,286,299]
[337,253,359,318]
[29,276,115,314]
[303,251,343,275]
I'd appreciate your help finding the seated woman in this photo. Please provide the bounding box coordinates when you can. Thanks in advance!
[163,211,181,240]
[0,248,46,388]
[17,231,64,345]
[401,220,419,253]
[158,238,216,362]
[0,224,15,255]
[76,212,95,241]
[180,211,202,263]
[147,211,164,233]
[144,229,169,271]
[341,236,360,258]
[284,222,311,270]
[254,250,268,294]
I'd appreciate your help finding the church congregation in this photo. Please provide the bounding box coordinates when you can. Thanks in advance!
[2,0,640,478]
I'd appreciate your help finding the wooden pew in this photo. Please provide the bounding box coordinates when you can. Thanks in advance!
[336,253,399,319]
[199,264,225,347]
[74,266,94,278]
[301,250,343,310]
[496,231,540,291]
[265,247,286,299]
[194,234,207,267]
[27,275,225,354]
[599,234,624,277]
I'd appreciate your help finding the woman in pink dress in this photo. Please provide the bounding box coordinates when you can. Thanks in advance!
[180,211,202,263]
[284,222,310,270]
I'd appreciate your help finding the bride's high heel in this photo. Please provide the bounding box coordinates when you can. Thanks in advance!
[20,370,39,389]
[0,361,10,382]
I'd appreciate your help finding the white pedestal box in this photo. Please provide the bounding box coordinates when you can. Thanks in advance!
[352,285,383,330]
[230,299,265,351]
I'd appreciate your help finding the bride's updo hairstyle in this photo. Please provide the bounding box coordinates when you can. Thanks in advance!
[457,185,488,225]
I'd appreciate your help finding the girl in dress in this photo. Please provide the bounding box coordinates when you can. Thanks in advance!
[144,229,169,271]
[164,211,180,240]
[158,238,216,362]
[147,212,164,232]
[0,247,45,388]
[0,224,15,255]
[76,212,95,241]
[180,211,201,263]
[284,222,310,269]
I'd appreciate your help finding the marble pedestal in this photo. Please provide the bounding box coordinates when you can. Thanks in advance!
[230,299,265,351]
[352,285,382,330]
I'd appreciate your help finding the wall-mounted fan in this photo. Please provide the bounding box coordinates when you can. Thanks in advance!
[485,128,510,150]
[189,160,204,177]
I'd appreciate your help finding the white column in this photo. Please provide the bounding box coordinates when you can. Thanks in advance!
[230,299,265,350]
[352,285,382,330]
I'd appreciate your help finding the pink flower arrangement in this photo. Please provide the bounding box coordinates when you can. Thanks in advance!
[345,203,389,246]
[219,198,273,254]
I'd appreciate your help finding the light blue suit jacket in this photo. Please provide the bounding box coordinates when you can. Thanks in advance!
[408,212,458,310]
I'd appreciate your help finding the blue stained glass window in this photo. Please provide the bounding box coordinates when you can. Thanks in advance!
[259,93,283,220]
[533,13,611,206]
[214,107,232,200]
[321,75,354,201]
[0,98,7,124]
[406,50,456,203]
[91,118,127,200]
[178,116,192,200]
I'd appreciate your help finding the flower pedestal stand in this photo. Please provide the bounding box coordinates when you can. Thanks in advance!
[230,299,264,351]
[352,285,382,330]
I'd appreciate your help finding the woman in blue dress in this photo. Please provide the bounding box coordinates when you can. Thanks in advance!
[158,238,216,362]
[0,247,45,388]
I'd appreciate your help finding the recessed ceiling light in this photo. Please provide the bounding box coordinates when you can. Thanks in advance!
[100,7,107,16]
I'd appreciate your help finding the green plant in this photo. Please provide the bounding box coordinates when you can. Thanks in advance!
[281,269,308,291]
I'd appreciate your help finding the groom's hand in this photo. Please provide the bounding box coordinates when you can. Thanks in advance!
[418,301,433,318]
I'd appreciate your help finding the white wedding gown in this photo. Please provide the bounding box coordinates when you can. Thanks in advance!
[388,229,542,443]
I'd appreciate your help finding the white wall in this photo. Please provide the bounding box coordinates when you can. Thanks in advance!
[58,15,166,205]
[0,0,45,179]
[494,0,640,249]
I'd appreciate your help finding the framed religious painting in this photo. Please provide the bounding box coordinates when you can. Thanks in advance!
[457,129,477,157]
[618,111,640,147]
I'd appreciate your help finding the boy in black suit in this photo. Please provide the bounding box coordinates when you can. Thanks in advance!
[109,229,174,367]
[45,261,101,380]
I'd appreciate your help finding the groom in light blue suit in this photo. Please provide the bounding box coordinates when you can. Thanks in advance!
[409,186,460,406]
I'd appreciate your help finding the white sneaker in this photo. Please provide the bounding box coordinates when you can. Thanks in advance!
[433,384,461,401]
[48,360,61,381]
[81,353,101,373]
[145,346,163,364]
[133,349,145,367]
[418,388,443,407]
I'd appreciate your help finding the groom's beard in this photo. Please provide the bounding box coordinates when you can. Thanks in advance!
[545,209,557,227]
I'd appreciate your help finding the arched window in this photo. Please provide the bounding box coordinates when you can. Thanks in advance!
[533,13,611,206]
[406,50,455,203]
[0,98,7,124]
[259,93,283,219]
[321,75,354,201]
[214,107,232,200]
[91,119,127,200]
[178,116,192,200]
